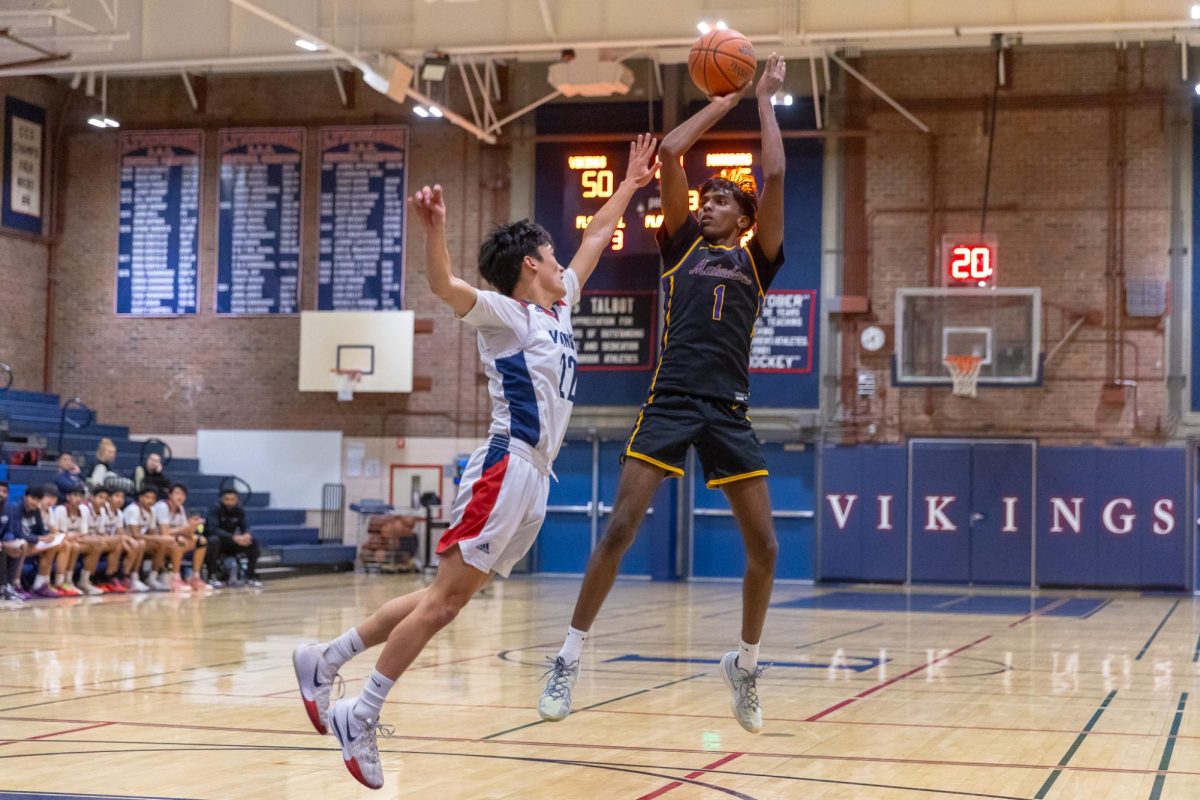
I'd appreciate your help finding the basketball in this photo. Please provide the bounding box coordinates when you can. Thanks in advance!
[688,29,757,97]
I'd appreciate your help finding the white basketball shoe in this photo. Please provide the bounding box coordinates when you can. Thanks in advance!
[292,642,339,734]
[538,656,580,721]
[720,651,765,734]
[329,697,388,790]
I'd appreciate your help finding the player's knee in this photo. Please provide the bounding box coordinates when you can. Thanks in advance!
[422,594,466,629]
[600,514,639,552]
[746,530,778,566]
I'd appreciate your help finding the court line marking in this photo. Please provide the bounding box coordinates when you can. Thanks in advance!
[1135,600,1179,660]
[1008,597,1070,627]
[635,752,744,800]
[1079,598,1113,619]
[0,722,115,748]
[1148,691,1187,800]
[804,634,992,721]
[1033,690,1116,798]
[1193,634,1200,663]
[792,622,883,648]
[11,733,1200,782]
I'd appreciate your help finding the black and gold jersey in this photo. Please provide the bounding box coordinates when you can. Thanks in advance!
[649,214,784,404]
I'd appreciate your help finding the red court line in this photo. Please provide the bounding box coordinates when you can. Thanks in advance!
[0,721,115,747]
[632,752,745,800]
[805,634,992,722]
[1008,597,1070,628]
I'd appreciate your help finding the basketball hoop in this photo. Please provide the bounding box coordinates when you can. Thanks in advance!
[331,369,362,402]
[943,355,983,398]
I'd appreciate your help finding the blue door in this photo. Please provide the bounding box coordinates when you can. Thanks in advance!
[819,445,907,582]
[691,443,816,580]
[969,443,1034,585]
[910,440,1034,585]
[910,442,972,582]
[537,439,594,573]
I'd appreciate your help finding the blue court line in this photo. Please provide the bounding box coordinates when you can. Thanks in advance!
[1136,600,1179,660]
[1033,690,1116,799]
[1149,692,1188,800]
[1079,598,1113,620]
[604,654,887,673]
[0,794,192,800]
[773,592,1105,618]
[1193,635,1200,663]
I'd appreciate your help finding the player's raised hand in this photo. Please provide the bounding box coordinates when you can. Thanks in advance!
[756,53,786,100]
[407,184,446,230]
[625,133,660,188]
[709,82,749,109]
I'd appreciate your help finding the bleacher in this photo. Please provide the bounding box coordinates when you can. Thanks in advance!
[0,388,356,579]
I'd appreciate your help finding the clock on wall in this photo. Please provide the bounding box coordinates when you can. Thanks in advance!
[860,325,886,353]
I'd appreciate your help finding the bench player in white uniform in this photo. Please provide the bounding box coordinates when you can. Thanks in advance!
[291,134,658,790]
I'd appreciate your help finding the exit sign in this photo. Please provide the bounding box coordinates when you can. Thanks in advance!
[941,234,998,287]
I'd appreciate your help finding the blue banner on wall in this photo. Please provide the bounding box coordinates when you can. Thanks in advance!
[317,125,407,310]
[216,128,304,315]
[2,97,44,235]
[116,130,202,316]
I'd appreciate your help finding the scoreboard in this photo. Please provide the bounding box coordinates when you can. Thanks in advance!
[557,143,764,257]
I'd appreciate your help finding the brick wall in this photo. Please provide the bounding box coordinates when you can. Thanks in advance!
[50,71,502,436]
[843,45,1178,443]
[0,77,65,391]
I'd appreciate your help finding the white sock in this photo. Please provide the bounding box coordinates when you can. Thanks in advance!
[80,570,91,583]
[53,573,65,587]
[33,574,47,589]
[737,640,760,672]
[324,628,365,671]
[352,669,395,722]
[557,626,588,664]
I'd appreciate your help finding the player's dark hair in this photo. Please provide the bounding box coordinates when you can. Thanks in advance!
[221,488,238,498]
[170,482,188,496]
[25,486,44,500]
[0,480,7,489]
[478,219,553,297]
[92,486,110,496]
[139,486,157,499]
[699,176,758,232]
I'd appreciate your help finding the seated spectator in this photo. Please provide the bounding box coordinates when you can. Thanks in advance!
[54,453,87,498]
[124,486,177,592]
[135,452,171,501]
[87,487,139,593]
[0,482,23,603]
[53,484,112,596]
[106,488,147,592]
[208,488,262,589]
[154,483,209,594]
[4,486,68,599]
[88,438,135,494]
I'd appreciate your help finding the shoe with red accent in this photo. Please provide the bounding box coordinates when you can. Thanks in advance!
[31,585,61,599]
[170,575,191,593]
[57,583,82,597]
[188,575,208,593]
[329,697,387,790]
[293,642,339,735]
[109,581,128,593]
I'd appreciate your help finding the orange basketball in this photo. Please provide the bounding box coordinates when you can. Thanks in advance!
[688,29,756,97]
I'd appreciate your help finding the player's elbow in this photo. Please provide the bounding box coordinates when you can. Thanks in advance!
[658,138,685,159]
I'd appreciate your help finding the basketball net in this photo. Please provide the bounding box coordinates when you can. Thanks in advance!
[943,355,983,398]
[331,369,362,402]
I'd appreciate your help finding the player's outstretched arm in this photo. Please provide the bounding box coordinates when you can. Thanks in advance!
[568,134,659,287]
[659,86,747,236]
[754,53,786,262]
[408,184,477,318]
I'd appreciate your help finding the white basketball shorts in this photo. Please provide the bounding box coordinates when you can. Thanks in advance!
[436,435,549,577]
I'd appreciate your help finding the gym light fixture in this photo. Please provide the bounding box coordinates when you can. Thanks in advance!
[1194,82,1200,95]
[419,53,451,82]
[87,114,119,128]
[294,38,323,51]
[427,105,444,117]
[716,20,728,31]
[412,105,431,117]
[770,93,794,106]
[1192,4,1200,21]
[697,21,711,35]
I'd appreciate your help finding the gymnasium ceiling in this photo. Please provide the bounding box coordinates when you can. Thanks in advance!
[0,0,1197,78]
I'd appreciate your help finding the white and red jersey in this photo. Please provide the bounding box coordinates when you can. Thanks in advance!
[460,269,581,467]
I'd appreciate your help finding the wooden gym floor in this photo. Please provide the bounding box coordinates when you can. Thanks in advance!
[0,573,1198,799]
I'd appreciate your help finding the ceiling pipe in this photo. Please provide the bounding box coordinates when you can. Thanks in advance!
[0,51,342,77]
[223,0,496,144]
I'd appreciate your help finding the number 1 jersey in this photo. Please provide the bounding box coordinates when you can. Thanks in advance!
[460,268,581,465]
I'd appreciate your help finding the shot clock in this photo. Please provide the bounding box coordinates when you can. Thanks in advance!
[941,234,998,287]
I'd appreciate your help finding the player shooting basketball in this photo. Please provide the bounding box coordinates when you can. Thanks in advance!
[539,54,787,734]
[291,134,659,790]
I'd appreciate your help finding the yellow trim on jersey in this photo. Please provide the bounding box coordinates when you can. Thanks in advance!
[706,469,769,489]
[647,277,675,393]
[625,449,685,476]
[662,236,704,279]
[626,393,655,450]
[743,245,765,298]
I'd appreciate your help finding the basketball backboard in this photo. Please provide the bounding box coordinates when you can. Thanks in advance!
[298,310,414,393]
[895,288,1040,385]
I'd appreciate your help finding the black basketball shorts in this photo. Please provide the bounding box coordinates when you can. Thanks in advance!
[621,391,769,488]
